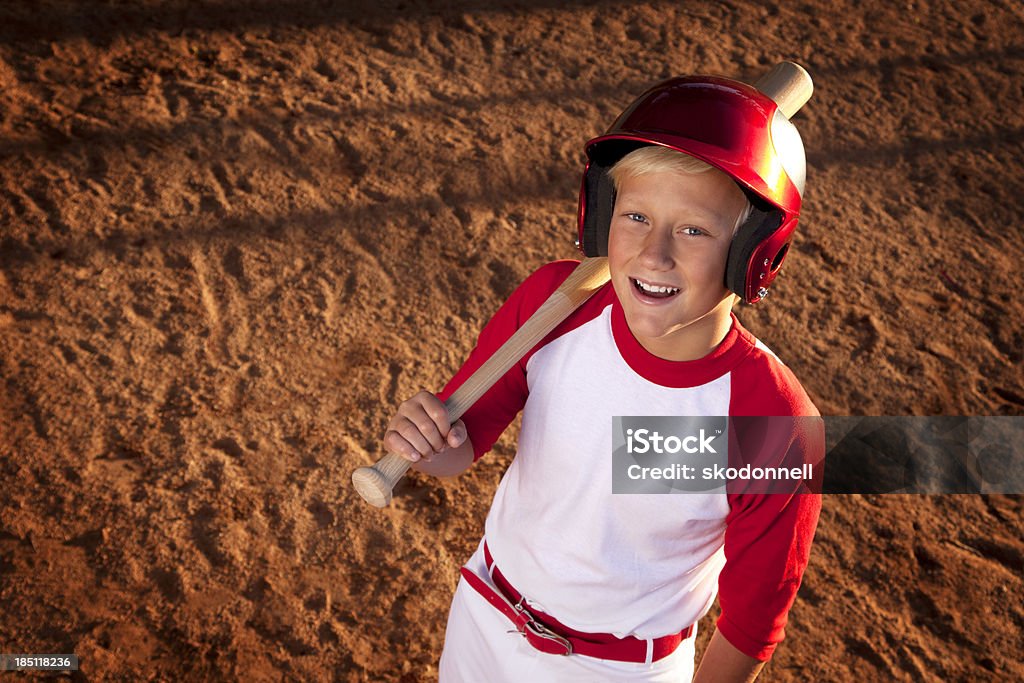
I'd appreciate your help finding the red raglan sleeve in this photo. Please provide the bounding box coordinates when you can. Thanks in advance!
[717,352,825,660]
[437,260,579,461]
[716,427,823,660]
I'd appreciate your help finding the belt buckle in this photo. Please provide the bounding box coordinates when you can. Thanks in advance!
[509,598,573,656]
[524,619,574,656]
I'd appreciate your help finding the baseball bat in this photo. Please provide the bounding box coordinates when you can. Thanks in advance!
[754,61,813,119]
[352,62,813,508]
[352,257,612,507]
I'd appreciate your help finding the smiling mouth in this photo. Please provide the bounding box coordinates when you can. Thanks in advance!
[632,278,680,299]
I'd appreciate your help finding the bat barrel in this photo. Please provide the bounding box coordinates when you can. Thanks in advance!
[754,61,813,119]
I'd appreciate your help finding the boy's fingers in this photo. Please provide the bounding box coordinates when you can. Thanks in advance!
[383,431,420,462]
[383,429,425,462]
[400,396,450,450]
[420,395,451,424]
[417,394,454,435]
[392,419,437,461]
[411,414,447,452]
[386,392,457,462]
[413,391,453,430]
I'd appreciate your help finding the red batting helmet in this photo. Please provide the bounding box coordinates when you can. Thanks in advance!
[576,75,808,303]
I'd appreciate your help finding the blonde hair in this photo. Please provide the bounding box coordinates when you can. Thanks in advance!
[609,146,753,233]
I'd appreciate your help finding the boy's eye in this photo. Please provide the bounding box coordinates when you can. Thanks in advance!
[680,227,705,236]
[626,213,647,223]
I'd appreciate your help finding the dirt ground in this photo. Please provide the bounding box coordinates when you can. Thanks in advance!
[1,1,1022,680]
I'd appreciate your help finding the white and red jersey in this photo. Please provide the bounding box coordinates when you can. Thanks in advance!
[439,260,823,662]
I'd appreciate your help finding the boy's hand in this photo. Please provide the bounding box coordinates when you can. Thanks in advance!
[384,391,468,463]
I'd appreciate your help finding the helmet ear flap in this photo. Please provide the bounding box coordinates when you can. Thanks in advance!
[725,204,786,303]
[580,163,617,257]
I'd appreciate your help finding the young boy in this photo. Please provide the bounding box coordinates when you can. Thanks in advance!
[383,74,822,682]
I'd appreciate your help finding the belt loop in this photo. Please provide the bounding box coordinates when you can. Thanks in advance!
[644,638,654,665]
[484,541,496,577]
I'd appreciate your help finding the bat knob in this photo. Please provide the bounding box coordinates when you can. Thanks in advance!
[352,452,412,507]
[352,466,394,508]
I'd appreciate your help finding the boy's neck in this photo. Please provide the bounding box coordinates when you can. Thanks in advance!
[633,299,736,362]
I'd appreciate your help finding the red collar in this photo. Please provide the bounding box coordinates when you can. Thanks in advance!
[609,299,755,388]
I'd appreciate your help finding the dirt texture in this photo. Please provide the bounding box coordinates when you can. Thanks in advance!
[1,1,1022,681]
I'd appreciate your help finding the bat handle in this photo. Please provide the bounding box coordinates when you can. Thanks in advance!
[352,452,412,508]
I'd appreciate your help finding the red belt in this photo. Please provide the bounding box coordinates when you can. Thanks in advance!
[458,542,693,663]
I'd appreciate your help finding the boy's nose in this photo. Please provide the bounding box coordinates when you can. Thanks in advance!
[637,229,674,270]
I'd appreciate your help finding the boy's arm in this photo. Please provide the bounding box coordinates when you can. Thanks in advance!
[713,417,823,661]
[436,261,585,461]
[383,263,586,477]
[693,629,765,683]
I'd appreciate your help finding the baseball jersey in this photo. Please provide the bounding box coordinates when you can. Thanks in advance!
[438,260,823,661]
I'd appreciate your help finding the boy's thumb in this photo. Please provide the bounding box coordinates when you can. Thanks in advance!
[448,421,467,447]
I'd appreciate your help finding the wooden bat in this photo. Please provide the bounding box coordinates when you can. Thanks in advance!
[352,257,612,507]
[754,61,813,119]
[352,62,813,508]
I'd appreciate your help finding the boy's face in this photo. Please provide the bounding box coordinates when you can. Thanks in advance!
[607,168,748,361]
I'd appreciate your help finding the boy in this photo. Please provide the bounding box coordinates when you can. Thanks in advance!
[383,74,822,682]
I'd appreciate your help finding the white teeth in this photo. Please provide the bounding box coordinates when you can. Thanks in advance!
[634,278,679,295]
